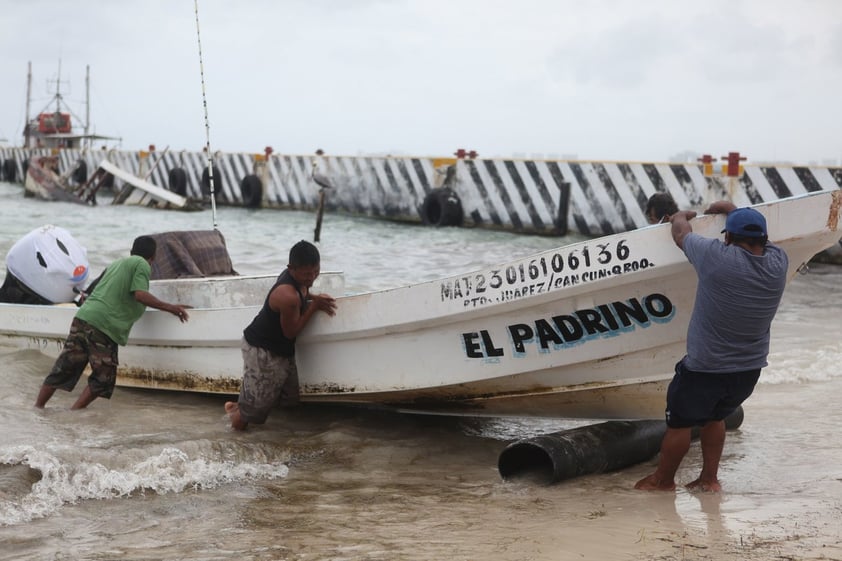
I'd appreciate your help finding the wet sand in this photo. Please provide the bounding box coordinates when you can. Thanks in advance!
[2,360,841,561]
[504,378,842,561]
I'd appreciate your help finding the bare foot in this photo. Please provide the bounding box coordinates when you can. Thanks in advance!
[634,474,676,491]
[685,478,721,492]
[224,401,248,431]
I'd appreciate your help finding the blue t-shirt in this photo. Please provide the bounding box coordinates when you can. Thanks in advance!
[681,233,789,373]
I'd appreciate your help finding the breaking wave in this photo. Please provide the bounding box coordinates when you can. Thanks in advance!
[762,341,842,384]
[0,440,290,526]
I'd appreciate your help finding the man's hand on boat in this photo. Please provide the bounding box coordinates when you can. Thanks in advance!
[133,290,191,323]
[169,304,191,323]
[308,293,337,317]
[157,301,191,323]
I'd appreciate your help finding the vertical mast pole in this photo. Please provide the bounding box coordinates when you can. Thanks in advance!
[55,59,62,116]
[85,65,91,151]
[194,0,218,229]
[24,62,32,147]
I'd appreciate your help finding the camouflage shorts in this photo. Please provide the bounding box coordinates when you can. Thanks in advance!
[43,317,119,399]
[236,338,300,424]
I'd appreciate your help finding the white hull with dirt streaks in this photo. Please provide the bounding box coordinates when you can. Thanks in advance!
[1,190,839,419]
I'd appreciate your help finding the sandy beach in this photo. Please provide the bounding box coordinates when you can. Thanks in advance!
[2,349,841,561]
[489,266,842,561]
[503,378,842,561]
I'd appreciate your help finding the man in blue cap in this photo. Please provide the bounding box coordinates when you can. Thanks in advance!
[635,200,789,492]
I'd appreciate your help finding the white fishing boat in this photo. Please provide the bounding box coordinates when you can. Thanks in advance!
[0,271,345,390]
[291,189,841,418]
[0,190,839,419]
[0,226,345,392]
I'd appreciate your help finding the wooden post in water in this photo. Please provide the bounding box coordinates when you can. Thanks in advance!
[312,163,332,243]
[314,188,327,243]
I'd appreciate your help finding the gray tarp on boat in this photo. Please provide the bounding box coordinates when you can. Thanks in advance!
[1,229,239,306]
[148,229,238,280]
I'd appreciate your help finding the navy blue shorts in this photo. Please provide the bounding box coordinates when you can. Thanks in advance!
[665,360,761,428]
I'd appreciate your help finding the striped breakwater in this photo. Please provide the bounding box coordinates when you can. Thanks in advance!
[1,146,841,239]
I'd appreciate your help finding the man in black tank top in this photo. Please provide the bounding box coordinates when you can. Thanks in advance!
[225,240,336,430]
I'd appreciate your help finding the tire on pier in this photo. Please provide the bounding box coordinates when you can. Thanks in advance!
[72,160,88,185]
[3,158,18,183]
[240,174,263,208]
[201,165,221,197]
[168,167,188,196]
[420,187,463,227]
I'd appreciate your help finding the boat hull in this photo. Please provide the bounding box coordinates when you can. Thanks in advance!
[0,272,345,392]
[294,190,841,417]
[1,191,840,419]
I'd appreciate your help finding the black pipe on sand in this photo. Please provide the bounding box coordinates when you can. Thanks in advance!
[498,407,744,485]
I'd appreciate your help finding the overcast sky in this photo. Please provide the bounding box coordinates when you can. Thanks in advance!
[1,0,840,164]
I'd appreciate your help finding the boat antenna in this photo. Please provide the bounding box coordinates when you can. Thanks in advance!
[193,0,218,229]
[24,62,32,147]
[84,65,90,152]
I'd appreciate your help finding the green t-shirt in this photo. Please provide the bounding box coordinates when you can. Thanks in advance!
[75,255,151,345]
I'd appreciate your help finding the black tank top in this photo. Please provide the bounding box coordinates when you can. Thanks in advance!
[243,269,305,357]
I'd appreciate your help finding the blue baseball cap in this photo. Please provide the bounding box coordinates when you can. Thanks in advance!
[722,207,767,238]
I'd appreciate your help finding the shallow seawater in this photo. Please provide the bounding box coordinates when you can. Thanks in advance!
[1,180,841,560]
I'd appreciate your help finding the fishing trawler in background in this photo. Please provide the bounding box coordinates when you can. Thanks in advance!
[15,62,200,210]
[17,61,121,202]
[22,60,121,151]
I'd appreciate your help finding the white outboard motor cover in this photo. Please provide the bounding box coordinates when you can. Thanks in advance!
[5,225,90,303]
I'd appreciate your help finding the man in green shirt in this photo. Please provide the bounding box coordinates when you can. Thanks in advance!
[34,236,190,409]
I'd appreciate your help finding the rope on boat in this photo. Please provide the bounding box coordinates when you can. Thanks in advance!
[193,0,218,229]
